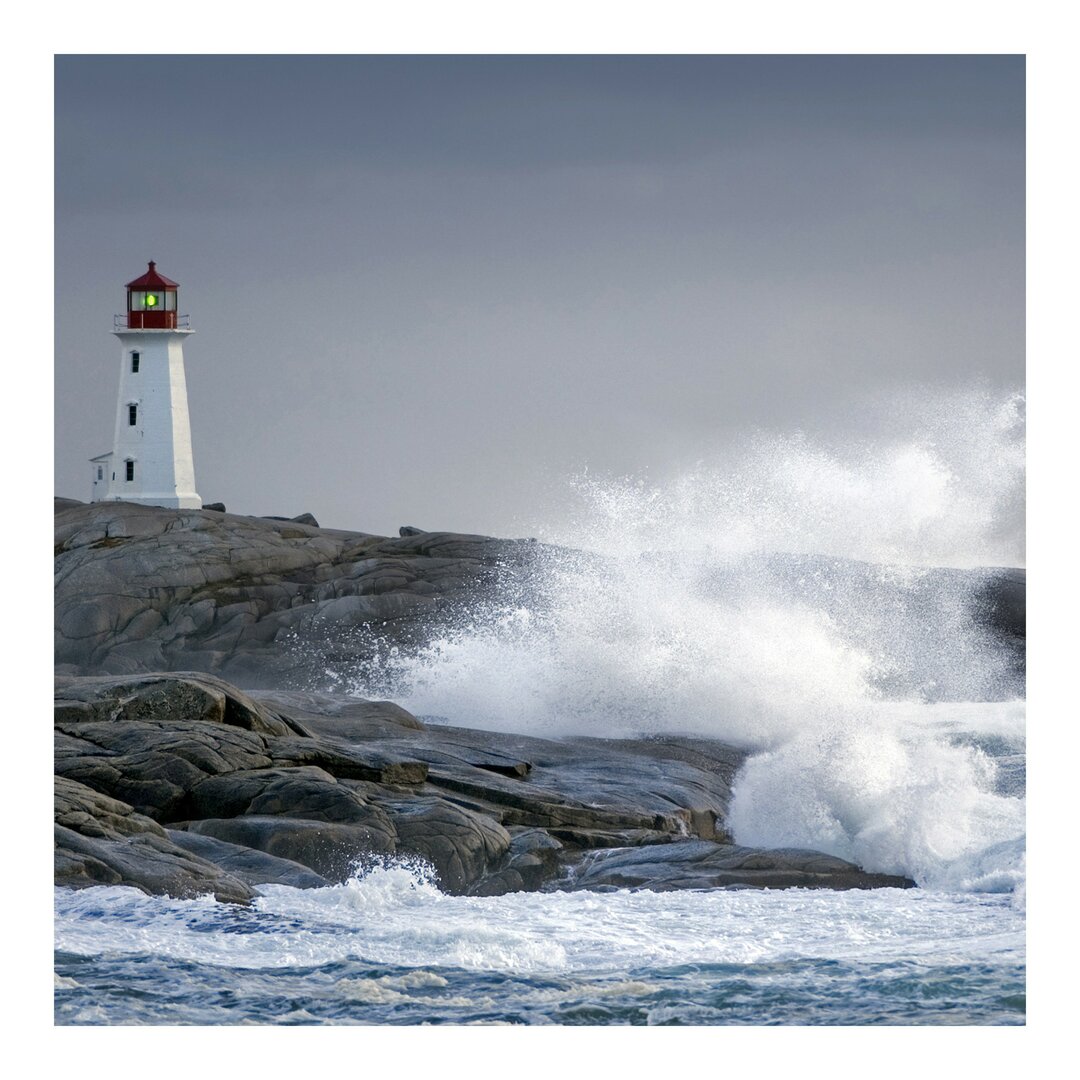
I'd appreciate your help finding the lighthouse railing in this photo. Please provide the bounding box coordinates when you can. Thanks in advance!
[114,314,191,330]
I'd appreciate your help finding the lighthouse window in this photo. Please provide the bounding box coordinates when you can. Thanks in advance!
[131,352,140,373]
[125,460,135,482]
[97,466,103,481]
[129,290,177,311]
[128,404,138,426]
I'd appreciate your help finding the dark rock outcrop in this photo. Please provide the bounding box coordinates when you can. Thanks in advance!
[55,500,540,686]
[53,671,915,900]
[164,830,329,888]
[53,673,518,896]
[184,817,395,881]
[55,777,256,902]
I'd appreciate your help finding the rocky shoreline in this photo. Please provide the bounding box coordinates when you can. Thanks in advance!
[54,499,1024,901]
[55,671,915,900]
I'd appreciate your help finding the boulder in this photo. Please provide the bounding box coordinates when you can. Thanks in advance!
[184,816,396,881]
[54,715,273,821]
[257,693,426,737]
[165,830,329,888]
[187,766,396,833]
[375,796,512,894]
[470,828,565,896]
[54,671,293,736]
[54,778,256,902]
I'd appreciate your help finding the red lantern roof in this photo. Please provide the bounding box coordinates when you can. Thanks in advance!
[125,261,179,290]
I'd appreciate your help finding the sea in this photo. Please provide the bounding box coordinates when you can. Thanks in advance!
[54,395,1027,1026]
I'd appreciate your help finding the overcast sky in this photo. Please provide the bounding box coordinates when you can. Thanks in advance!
[54,55,1024,548]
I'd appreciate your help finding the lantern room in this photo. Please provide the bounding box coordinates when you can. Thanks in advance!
[124,260,180,329]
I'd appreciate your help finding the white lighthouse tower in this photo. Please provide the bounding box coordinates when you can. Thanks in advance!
[90,261,202,509]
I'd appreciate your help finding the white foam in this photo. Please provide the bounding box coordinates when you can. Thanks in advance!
[54,869,1024,976]
[727,703,1025,888]
[323,390,1026,889]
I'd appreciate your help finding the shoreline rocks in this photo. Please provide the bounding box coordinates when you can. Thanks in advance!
[53,499,1019,901]
[54,499,540,686]
[54,671,915,900]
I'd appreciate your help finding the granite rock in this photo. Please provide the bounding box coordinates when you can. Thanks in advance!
[53,671,916,899]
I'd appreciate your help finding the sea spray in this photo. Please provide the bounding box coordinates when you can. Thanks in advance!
[537,386,1025,569]
[726,705,1025,887]
[313,389,1025,889]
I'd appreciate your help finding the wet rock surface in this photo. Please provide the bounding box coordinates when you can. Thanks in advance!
[54,672,915,899]
[55,776,256,903]
[568,840,915,892]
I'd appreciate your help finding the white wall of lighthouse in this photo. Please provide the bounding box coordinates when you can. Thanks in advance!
[99,328,202,508]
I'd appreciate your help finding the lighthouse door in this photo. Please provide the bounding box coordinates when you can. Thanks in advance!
[91,462,107,502]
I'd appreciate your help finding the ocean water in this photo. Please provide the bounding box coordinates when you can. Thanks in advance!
[56,393,1026,1025]
[54,870,1024,1026]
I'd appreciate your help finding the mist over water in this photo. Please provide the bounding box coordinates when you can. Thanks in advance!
[537,386,1025,568]
[327,389,1025,890]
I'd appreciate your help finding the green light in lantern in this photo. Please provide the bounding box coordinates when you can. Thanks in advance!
[145,293,158,308]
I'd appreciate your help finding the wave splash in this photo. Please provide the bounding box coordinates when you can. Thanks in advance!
[54,863,1024,976]
[328,390,1025,891]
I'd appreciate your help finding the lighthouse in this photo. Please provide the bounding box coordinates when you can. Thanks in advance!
[90,261,202,509]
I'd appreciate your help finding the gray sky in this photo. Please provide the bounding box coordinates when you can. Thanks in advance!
[54,55,1024,551]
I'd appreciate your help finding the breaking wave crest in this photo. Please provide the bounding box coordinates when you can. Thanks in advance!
[324,389,1025,890]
